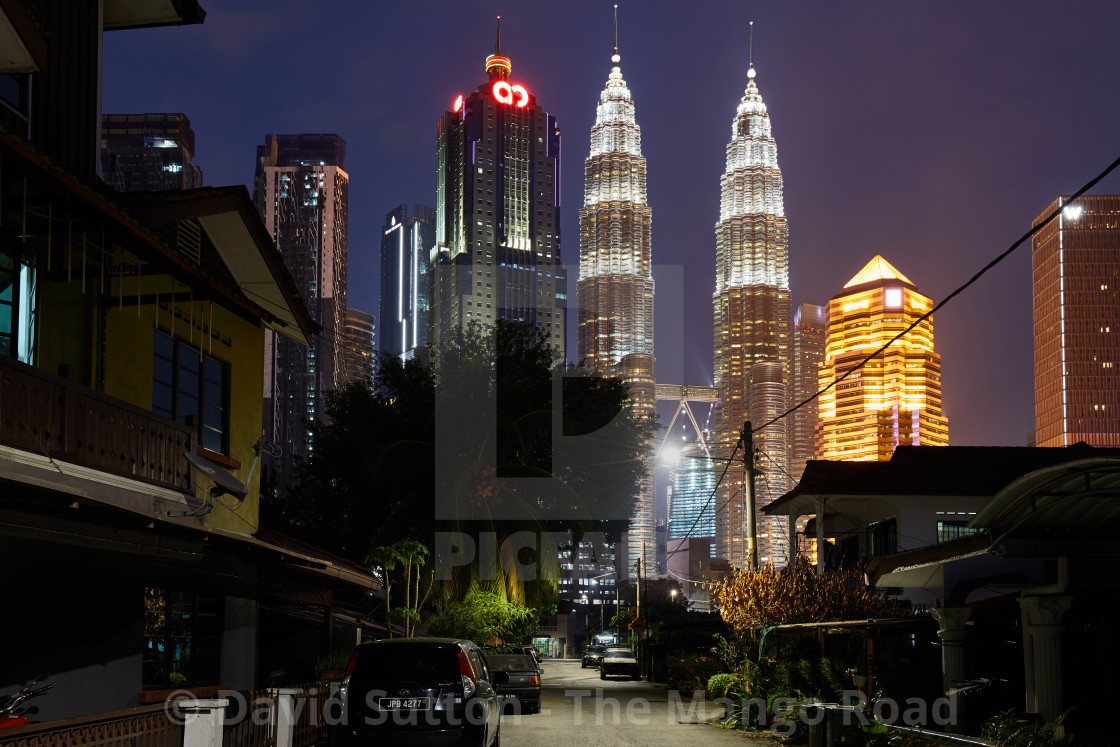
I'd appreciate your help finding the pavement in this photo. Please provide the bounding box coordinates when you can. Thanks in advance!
[498,657,778,746]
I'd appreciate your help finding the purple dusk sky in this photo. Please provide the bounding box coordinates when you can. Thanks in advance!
[103,1,1120,478]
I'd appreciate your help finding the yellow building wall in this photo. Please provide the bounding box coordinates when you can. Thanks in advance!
[102,295,265,535]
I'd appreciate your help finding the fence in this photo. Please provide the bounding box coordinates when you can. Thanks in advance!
[0,703,182,747]
[0,684,337,747]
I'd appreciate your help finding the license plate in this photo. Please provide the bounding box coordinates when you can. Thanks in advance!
[378,697,432,710]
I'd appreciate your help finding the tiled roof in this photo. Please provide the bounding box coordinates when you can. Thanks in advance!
[766,443,1120,514]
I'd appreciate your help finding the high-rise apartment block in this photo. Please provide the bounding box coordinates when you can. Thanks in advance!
[1032,196,1120,447]
[342,308,376,385]
[816,256,949,460]
[101,113,203,191]
[713,55,791,569]
[379,205,434,359]
[253,134,349,492]
[432,33,566,355]
[790,303,827,483]
[577,35,656,579]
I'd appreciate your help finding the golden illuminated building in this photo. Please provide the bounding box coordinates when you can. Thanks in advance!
[712,44,791,569]
[1032,195,1120,447]
[577,20,656,577]
[817,256,949,461]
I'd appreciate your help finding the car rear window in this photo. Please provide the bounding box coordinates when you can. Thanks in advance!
[487,655,535,671]
[351,644,460,683]
[605,650,632,659]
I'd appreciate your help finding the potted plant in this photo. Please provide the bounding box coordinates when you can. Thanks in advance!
[317,651,352,681]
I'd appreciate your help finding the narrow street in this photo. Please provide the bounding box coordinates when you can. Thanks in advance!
[499,659,776,746]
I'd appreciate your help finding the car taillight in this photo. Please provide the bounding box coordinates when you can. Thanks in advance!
[344,650,359,676]
[529,674,540,686]
[457,649,476,697]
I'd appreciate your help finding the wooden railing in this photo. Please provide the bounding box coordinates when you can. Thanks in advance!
[0,355,194,492]
[0,703,183,747]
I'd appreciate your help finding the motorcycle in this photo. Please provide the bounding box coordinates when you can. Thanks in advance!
[0,674,51,729]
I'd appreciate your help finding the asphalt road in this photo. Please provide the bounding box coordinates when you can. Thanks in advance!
[499,658,776,746]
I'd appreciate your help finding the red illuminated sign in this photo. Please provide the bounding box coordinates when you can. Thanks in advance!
[491,80,529,108]
[453,94,463,113]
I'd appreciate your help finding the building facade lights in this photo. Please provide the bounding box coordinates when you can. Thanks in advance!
[713,47,791,569]
[576,26,656,579]
[1032,195,1120,447]
[816,255,949,462]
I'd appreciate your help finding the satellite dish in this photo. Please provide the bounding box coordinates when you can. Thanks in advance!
[184,451,247,500]
[172,437,269,517]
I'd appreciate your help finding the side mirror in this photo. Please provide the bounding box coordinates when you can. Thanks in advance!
[491,671,510,685]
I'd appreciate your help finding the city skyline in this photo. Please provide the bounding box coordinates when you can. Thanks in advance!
[101,2,1120,504]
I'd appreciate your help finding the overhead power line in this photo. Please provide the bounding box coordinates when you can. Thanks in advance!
[753,153,1120,436]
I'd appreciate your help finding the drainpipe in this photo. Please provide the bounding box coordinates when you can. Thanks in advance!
[1020,556,1069,597]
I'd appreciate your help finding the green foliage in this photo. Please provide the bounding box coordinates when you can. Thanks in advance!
[980,709,1077,747]
[707,673,740,699]
[316,651,352,673]
[427,588,539,645]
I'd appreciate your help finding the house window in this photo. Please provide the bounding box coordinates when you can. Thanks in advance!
[142,588,221,690]
[152,330,229,453]
[937,521,979,544]
[868,518,897,557]
[0,247,37,364]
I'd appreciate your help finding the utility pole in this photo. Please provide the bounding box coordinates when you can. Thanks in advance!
[742,421,759,571]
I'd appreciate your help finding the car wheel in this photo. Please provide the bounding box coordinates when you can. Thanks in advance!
[600,670,607,680]
[581,661,586,668]
[528,700,540,714]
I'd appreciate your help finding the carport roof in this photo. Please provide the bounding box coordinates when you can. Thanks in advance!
[973,456,1120,558]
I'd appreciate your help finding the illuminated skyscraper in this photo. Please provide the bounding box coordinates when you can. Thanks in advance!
[666,432,716,552]
[790,303,827,484]
[342,308,376,385]
[817,256,949,460]
[1032,196,1120,447]
[750,361,789,565]
[253,134,348,494]
[432,24,566,356]
[713,41,791,569]
[577,21,656,579]
[380,204,434,359]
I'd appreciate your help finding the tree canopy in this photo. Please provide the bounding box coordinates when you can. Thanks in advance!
[263,321,655,602]
[709,557,907,636]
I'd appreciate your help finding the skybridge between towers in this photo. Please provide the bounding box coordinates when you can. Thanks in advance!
[654,384,720,461]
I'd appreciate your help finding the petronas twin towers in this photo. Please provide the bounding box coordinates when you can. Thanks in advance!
[577,21,789,574]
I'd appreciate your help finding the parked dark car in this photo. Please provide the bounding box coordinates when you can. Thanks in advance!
[599,648,639,680]
[519,645,541,665]
[581,645,606,668]
[333,637,506,745]
[485,653,541,714]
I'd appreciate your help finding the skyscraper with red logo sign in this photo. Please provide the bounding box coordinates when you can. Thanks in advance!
[432,20,567,357]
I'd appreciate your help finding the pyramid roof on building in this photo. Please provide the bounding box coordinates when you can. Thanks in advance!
[843,255,914,289]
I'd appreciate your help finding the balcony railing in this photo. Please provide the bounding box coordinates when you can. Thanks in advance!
[0,355,194,493]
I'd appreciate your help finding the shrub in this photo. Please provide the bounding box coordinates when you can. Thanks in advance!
[707,673,741,699]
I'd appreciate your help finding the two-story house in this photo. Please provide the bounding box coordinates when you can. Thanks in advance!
[0,0,377,720]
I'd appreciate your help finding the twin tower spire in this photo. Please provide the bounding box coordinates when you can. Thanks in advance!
[576,11,784,575]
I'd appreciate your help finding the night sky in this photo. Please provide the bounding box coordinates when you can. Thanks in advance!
[103,1,1120,487]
